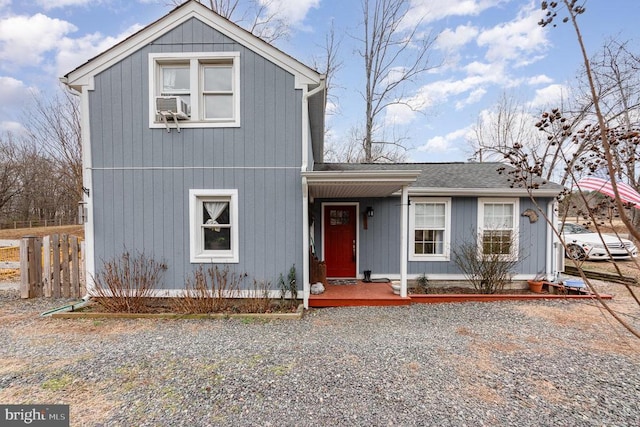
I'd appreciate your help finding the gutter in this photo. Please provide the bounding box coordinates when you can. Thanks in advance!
[406,187,562,198]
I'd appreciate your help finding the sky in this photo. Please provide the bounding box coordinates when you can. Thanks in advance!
[0,0,639,162]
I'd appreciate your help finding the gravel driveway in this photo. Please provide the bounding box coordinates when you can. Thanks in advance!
[1,288,639,426]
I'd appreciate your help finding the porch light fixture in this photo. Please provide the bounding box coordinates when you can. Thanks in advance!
[366,207,374,217]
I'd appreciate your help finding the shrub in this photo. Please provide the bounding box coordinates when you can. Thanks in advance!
[452,234,520,294]
[173,266,246,314]
[278,265,298,309]
[92,251,167,313]
[415,273,429,293]
[239,280,273,313]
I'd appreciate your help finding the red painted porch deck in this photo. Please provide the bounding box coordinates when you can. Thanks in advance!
[308,280,612,307]
[308,281,411,307]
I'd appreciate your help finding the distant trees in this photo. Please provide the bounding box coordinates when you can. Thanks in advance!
[0,88,81,227]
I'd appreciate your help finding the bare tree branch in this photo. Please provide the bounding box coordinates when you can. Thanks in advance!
[359,0,438,162]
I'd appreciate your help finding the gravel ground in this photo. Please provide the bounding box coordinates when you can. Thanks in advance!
[0,287,639,426]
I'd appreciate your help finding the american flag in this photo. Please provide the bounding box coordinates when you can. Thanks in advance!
[577,176,640,209]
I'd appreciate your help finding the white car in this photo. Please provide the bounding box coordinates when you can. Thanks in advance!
[560,222,638,261]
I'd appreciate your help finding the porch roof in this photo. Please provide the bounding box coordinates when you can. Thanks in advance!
[310,162,565,197]
[302,170,421,198]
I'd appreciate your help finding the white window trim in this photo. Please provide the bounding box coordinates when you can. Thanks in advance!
[477,197,519,261]
[189,189,239,263]
[149,52,241,129]
[409,197,451,261]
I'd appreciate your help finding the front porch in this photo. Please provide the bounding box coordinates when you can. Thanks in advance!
[308,281,411,307]
[307,280,613,308]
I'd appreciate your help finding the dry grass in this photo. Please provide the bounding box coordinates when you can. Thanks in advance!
[514,289,640,356]
[0,225,84,240]
[0,379,119,426]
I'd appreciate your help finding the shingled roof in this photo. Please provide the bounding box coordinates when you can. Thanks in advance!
[313,162,564,193]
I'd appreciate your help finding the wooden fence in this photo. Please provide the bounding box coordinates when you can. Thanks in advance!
[20,234,84,299]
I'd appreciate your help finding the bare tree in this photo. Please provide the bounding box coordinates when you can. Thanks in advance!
[23,88,82,203]
[171,0,289,43]
[358,0,438,162]
[312,19,343,119]
[324,125,407,163]
[469,93,541,162]
[0,134,22,214]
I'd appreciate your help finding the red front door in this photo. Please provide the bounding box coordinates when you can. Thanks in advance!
[324,205,357,277]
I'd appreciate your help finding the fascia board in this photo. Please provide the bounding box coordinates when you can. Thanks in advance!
[407,187,562,198]
[65,2,321,90]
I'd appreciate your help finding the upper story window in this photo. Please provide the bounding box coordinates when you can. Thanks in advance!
[478,198,519,260]
[409,197,451,261]
[149,52,240,129]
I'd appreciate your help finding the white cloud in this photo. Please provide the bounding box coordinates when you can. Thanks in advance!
[0,0,10,11]
[0,77,36,125]
[325,99,339,116]
[436,24,479,50]
[383,61,507,127]
[404,0,508,26]
[0,14,77,67]
[0,120,25,133]
[455,87,486,109]
[528,84,566,108]
[418,126,472,153]
[476,5,548,65]
[384,103,419,127]
[36,0,94,10]
[56,24,144,76]
[527,74,553,85]
[259,0,320,27]
[0,76,30,103]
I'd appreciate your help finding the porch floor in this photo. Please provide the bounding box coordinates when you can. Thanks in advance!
[307,280,613,308]
[308,281,411,307]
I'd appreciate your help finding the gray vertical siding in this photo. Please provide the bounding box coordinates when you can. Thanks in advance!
[313,196,552,277]
[89,18,303,288]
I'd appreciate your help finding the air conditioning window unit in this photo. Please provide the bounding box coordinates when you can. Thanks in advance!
[155,96,189,120]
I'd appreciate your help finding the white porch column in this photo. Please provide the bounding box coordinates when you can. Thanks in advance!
[302,177,310,309]
[400,185,409,298]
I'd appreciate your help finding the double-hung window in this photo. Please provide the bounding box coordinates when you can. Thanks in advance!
[189,189,239,263]
[150,52,240,128]
[409,198,451,261]
[478,198,519,259]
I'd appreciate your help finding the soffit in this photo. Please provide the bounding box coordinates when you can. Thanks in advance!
[303,171,420,198]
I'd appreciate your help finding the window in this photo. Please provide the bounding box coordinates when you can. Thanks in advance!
[478,198,519,258]
[149,52,240,128]
[409,198,451,261]
[189,189,239,263]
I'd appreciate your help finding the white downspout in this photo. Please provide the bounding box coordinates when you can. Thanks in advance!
[400,185,409,298]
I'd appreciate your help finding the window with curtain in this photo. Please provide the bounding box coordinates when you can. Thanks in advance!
[150,53,240,128]
[189,189,239,263]
[203,201,230,250]
[409,198,451,261]
[479,199,519,258]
